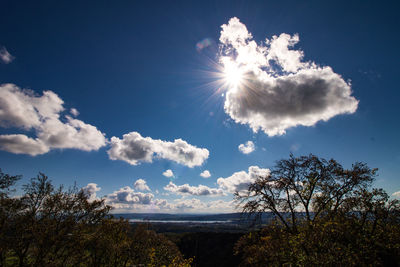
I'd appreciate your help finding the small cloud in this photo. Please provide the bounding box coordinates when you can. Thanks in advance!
[200,170,211,178]
[392,191,400,198]
[290,143,301,152]
[70,108,79,117]
[82,183,101,202]
[0,46,14,64]
[238,141,255,154]
[163,169,174,178]
[196,38,213,52]
[133,178,151,191]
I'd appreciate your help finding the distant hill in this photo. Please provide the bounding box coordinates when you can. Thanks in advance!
[113,212,276,223]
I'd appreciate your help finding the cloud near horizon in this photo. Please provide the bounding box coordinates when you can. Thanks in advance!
[86,165,270,213]
[0,83,107,155]
[219,17,359,136]
[164,181,225,196]
[107,131,209,167]
[101,182,235,213]
[392,191,400,198]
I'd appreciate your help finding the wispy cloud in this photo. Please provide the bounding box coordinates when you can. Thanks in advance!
[0,46,14,64]
[70,108,79,117]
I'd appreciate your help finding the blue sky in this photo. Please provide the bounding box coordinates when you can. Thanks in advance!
[1,0,399,213]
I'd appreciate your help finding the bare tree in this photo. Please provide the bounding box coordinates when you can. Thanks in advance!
[235,154,377,233]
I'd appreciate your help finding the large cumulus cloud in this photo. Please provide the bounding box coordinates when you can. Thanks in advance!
[107,131,209,167]
[0,84,107,155]
[219,17,359,136]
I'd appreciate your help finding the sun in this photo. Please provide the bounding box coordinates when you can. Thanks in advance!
[223,60,244,89]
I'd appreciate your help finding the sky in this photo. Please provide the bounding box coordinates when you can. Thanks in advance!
[1,0,399,213]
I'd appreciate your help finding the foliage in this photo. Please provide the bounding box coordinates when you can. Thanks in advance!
[0,169,191,267]
[172,232,243,267]
[235,154,400,266]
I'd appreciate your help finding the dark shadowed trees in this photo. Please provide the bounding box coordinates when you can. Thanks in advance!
[0,170,191,267]
[235,154,400,266]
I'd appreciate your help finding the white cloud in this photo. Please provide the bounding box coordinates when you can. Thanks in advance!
[82,183,101,202]
[163,169,174,177]
[217,166,270,194]
[163,165,270,197]
[238,141,255,154]
[174,198,205,210]
[107,131,209,167]
[0,134,49,156]
[392,191,400,198]
[133,178,151,191]
[167,198,236,213]
[0,84,107,155]
[164,181,224,196]
[0,46,14,64]
[104,182,236,213]
[200,170,211,178]
[70,108,79,117]
[106,186,154,205]
[219,17,359,136]
[108,196,235,214]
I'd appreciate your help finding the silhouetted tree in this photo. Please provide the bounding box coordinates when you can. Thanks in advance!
[235,154,400,266]
[0,170,192,267]
[0,170,22,266]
